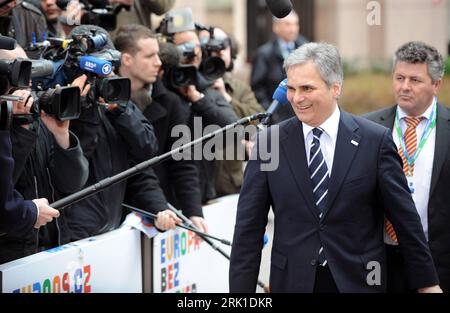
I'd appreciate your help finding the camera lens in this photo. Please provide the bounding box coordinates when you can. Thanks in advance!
[106,80,122,101]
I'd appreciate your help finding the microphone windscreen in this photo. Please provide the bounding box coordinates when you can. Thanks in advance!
[0,35,16,50]
[266,0,293,19]
[272,79,288,104]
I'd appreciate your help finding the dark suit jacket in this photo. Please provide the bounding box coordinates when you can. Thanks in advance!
[0,130,37,236]
[250,36,308,124]
[138,79,203,218]
[229,110,439,292]
[364,103,450,291]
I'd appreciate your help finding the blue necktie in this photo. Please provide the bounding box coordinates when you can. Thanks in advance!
[309,128,329,266]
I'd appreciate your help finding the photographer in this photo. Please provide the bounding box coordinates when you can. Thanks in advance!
[114,24,207,233]
[0,44,88,264]
[64,25,180,240]
[159,9,239,203]
[199,27,264,196]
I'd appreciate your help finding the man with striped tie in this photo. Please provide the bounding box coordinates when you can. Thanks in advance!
[229,42,441,293]
[365,41,450,293]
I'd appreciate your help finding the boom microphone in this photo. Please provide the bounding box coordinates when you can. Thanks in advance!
[260,79,288,125]
[266,0,293,19]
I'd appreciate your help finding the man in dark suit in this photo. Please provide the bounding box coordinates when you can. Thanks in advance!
[251,11,308,124]
[229,42,441,293]
[365,41,450,292]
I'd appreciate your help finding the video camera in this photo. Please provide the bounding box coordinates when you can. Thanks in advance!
[157,8,226,84]
[34,29,131,106]
[0,36,29,130]
[158,41,197,88]
[33,86,81,121]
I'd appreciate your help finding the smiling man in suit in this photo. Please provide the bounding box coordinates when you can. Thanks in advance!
[229,42,442,293]
[365,41,450,293]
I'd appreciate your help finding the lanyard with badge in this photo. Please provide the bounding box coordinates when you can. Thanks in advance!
[394,101,437,194]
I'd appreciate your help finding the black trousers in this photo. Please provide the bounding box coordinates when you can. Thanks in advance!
[313,265,339,293]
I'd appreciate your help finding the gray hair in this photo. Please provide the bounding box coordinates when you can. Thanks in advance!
[284,42,344,88]
[394,41,444,83]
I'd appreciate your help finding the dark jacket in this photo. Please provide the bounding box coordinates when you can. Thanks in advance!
[215,74,264,196]
[250,36,308,124]
[177,85,239,203]
[0,130,37,237]
[66,101,163,240]
[0,1,47,49]
[0,121,88,264]
[364,103,450,292]
[230,112,438,292]
[132,79,203,218]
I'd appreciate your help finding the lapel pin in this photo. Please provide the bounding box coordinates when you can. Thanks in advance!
[351,140,359,147]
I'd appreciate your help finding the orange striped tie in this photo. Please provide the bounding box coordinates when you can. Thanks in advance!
[386,117,424,243]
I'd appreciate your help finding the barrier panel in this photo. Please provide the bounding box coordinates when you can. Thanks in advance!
[152,194,238,293]
[0,194,239,293]
[0,227,143,293]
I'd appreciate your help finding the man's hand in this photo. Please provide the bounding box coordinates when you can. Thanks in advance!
[190,216,208,234]
[418,285,443,293]
[212,78,232,102]
[32,198,60,229]
[11,89,34,129]
[40,113,71,149]
[70,74,91,97]
[155,210,182,231]
[241,139,255,157]
[177,85,204,103]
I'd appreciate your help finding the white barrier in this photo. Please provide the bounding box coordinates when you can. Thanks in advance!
[0,194,239,293]
[152,194,238,293]
[0,227,143,293]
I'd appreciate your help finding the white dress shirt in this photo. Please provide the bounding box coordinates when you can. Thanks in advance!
[391,98,436,241]
[303,105,341,176]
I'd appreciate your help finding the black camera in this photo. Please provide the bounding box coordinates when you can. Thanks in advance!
[93,76,131,104]
[36,28,131,106]
[32,86,81,121]
[164,64,197,88]
[0,59,32,94]
[199,57,226,81]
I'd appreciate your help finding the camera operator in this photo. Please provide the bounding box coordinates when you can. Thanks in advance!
[64,25,181,240]
[199,27,264,196]
[0,130,60,238]
[0,44,89,264]
[158,9,239,203]
[114,24,207,233]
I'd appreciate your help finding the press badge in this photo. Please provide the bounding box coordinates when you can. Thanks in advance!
[407,177,415,195]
